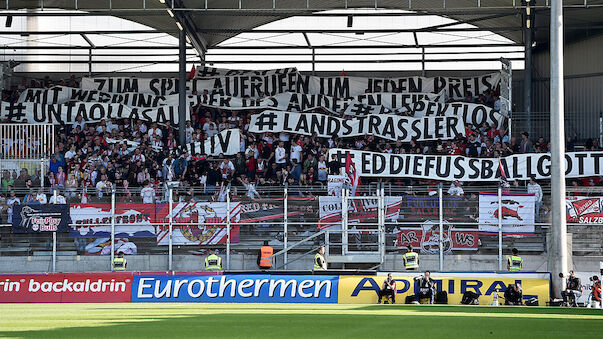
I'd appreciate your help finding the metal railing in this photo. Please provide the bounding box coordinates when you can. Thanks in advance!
[2,182,601,273]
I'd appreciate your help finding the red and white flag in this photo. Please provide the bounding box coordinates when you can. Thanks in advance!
[188,64,196,79]
[345,152,361,196]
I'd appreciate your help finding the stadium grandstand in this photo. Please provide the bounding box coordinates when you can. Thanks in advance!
[0,0,603,337]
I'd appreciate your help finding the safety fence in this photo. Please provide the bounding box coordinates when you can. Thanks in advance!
[1,184,603,273]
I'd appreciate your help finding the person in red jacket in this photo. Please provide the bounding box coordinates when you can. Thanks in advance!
[588,276,602,308]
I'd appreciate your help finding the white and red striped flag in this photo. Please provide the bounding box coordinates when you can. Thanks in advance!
[345,152,361,196]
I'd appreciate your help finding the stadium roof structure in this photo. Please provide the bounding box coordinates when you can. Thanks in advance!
[4,0,603,65]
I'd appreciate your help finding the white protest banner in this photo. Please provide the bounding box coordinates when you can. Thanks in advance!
[192,66,298,78]
[106,138,162,153]
[82,72,500,99]
[410,100,507,129]
[248,111,464,142]
[328,149,603,181]
[18,86,410,116]
[155,202,241,245]
[186,129,240,156]
[307,74,500,98]
[318,196,402,230]
[327,175,347,196]
[0,101,186,125]
[479,192,535,234]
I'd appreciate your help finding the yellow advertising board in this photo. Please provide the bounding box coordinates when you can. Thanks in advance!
[338,272,550,305]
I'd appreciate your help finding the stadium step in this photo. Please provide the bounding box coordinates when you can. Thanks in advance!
[326,254,382,263]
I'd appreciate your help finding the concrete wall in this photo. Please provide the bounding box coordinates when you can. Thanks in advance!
[1,253,601,274]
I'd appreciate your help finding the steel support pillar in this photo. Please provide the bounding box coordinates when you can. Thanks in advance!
[549,0,568,298]
[524,8,533,134]
[178,30,187,146]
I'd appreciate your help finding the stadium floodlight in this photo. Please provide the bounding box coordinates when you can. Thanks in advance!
[176,21,183,31]
[167,9,174,18]
[158,0,166,3]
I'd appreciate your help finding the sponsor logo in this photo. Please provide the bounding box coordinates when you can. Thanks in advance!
[0,273,133,303]
[132,275,338,303]
[492,200,523,220]
[337,274,550,304]
[20,206,62,231]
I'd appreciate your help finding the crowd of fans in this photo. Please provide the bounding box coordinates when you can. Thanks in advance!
[0,75,601,218]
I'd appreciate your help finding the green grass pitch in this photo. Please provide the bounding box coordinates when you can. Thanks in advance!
[0,303,602,338]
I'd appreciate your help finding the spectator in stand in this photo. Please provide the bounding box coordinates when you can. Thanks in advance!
[35,188,47,204]
[290,139,303,164]
[6,190,20,223]
[173,152,189,180]
[23,187,36,204]
[140,180,155,203]
[448,180,464,196]
[219,157,235,181]
[327,154,341,175]
[290,159,302,183]
[317,155,328,184]
[520,132,533,153]
[49,190,66,204]
[528,177,543,223]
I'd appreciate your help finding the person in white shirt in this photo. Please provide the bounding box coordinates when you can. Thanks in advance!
[148,123,163,143]
[137,121,148,134]
[206,123,218,137]
[203,120,216,132]
[246,142,259,159]
[275,141,287,168]
[64,145,77,160]
[131,149,146,163]
[527,176,543,223]
[185,121,194,144]
[36,188,48,204]
[49,191,67,204]
[95,175,112,198]
[290,142,303,163]
[219,158,235,179]
[72,116,85,131]
[448,181,464,196]
[140,181,155,204]
[6,191,20,224]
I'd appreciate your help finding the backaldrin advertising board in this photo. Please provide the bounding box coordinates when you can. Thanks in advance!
[337,272,550,305]
[0,273,133,303]
[0,272,549,304]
